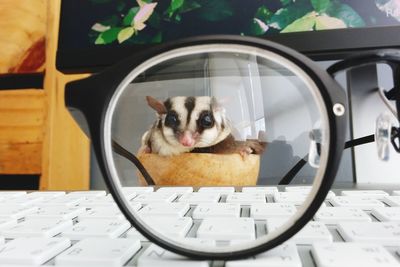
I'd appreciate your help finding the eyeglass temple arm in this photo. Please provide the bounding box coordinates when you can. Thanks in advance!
[112,140,155,185]
[278,134,375,185]
[327,50,400,76]
[280,50,400,185]
[386,64,400,123]
[328,50,400,153]
[385,64,400,152]
[328,50,400,121]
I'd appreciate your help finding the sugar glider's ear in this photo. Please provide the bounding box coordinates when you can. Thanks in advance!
[146,96,167,114]
[211,97,226,113]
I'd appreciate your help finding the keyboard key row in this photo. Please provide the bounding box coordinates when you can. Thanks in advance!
[0,237,140,266]
[1,219,72,238]
[2,190,399,210]
[0,237,399,267]
[10,203,400,225]
[1,215,400,245]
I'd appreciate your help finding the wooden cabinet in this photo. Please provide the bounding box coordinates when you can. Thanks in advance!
[0,90,45,174]
[0,0,90,190]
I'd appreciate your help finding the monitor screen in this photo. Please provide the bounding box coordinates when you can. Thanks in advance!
[57,0,400,72]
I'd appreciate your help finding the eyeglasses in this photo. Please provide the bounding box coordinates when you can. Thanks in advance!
[328,51,400,159]
[65,35,386,260]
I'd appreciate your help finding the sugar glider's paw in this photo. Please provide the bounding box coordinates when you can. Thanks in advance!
[236,140,266,159]
[245,140,266,155]
[238,146,253,159]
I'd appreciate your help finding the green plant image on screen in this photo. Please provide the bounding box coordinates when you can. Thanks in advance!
[89,0,400,45]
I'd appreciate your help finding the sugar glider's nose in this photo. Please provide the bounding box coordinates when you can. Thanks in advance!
[179,131,195,147]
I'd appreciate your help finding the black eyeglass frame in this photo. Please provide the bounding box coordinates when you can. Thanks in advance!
[329,50,400,152]
[65,35,347,260]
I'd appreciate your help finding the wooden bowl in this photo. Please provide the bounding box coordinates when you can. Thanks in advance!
[136,152,260,186]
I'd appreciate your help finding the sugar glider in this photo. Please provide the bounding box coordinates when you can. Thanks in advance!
[140,96,265,157]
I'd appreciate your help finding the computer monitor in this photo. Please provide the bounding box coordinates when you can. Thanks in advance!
[57,0,400,72]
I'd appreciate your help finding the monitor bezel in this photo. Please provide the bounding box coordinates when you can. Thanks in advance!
[57,18,400,73]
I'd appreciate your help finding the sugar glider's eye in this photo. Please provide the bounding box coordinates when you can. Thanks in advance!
[165,111,179,128]
[199,111,214,128]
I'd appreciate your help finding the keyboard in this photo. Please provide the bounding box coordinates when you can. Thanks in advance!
[0,186,400,267]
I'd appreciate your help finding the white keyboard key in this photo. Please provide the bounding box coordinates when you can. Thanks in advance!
[122,187,154,195]
[341,190,389,199]
[265,218,289,232]
[292,222,333,244]
[178,192,221,204]
[1,219,72,238]
[250,203,297,219]
[137,244,209,267]
[329,196,384,209]
[68,191,107,197]
[0,191,27,197]
[392,190,400,196]
[192,203,240,219]
[120,191,137,200]
[133,192,177,204]
[226,193,266,205]
[142,217,193,238]
[198,187,235,195]
[26,206,86,220]
[28,191,66,201]
[325,191,336,200]
[29,191,66,196]
[267,219,332,244]
[78,195,116,207]
[176,237,216,247]
[338,221,400,246]
[157,187,193,194]
[3,195,44,206]
[312,242,400,267]
[383,196,400,207]
[125,227,148,241]
[0,237,71,265]
[0,218,17,230]
[79,207,126,220]
[55,238,140,267]
[129,202,142,211]
[241,187,278,196]
[197,218,255,240]
[314,207,371,223]
[62,219,130,240]
[285,186,312,192]
[284,187,336,199]
[372,207,400,222]
[39,195,86,207]
[226,243,301,267]
[273,192,309,205]
[0,206,38,219]
[138,203,190,217]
